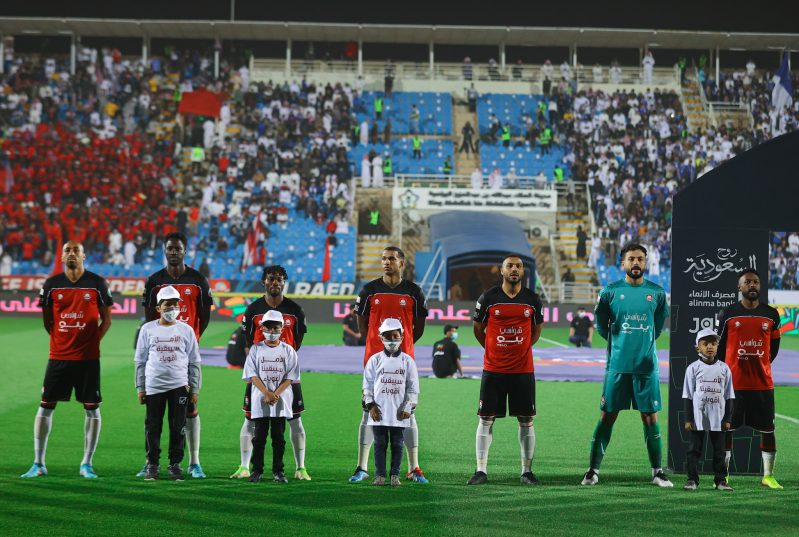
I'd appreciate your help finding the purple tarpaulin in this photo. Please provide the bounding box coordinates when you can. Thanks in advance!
[201,345,799,386]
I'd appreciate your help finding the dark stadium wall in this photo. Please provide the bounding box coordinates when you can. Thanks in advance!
[669,130,799,474]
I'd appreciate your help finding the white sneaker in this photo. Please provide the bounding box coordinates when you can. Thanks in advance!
[651,470,674,488]
[581,469,599,486]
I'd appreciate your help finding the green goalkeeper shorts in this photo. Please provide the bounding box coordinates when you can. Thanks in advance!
[599,372,662,413]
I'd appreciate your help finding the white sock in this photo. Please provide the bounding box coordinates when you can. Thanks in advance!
[762,451,776,476]
[186,415,201,466]
[289,417,307,470]
[34,407,54,465]
[405,414,419,471]
[725,450,731,473]
[240,418,254,468]
[652,467,664,477]
[476,418,494,473]
[81,408,101,466]
[357,410,373,471]
[518,422,536,474]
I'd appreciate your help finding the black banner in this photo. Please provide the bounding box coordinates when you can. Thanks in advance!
[668,227,769,474]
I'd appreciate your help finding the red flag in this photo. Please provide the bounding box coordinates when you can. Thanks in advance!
[178,89,224,118]
[322,237,331,282]
[241,211,264,270]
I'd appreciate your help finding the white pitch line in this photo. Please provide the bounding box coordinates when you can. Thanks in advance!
[776,413,799,425]
[539,337,569,348]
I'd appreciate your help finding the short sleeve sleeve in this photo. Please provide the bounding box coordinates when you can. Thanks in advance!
[531,293,545,325]
[473,292,489,323]
[38,279,52,309]
[771,309,782,340]
[96,277,114,307]
[414,285,428,320]
[356,284,371,316]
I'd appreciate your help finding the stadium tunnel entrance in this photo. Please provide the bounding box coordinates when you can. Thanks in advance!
[416,211,535,301]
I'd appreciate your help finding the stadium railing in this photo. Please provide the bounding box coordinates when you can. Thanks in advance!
[251,58,679,86]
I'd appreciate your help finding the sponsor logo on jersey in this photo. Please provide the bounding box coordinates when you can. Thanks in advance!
[646,294,653,301]
[524,309,531,317]
[83,293,91,301]
[285,319,292,326]
[375,298,380,305]
[400,299,406,306]
[735,321,741,328]
[620,294,625,300]
[185,288,192,295]
[494,309,500,315]
[762,322,769,330]
[179,397,187,404]
[57,293,63,300]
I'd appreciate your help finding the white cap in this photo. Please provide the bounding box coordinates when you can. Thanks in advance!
[378,318,403,334]
[695,328,720,346]
[156,285,181,304]
[259,310,284,326]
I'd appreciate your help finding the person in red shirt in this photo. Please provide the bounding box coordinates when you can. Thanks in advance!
[468,254,544,486]
[21,241,113,480]
[349,246,429,484]
[717,269,782,489]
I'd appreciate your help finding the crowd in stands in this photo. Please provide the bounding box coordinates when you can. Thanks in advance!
[770,232,799,291]
[0,46,356,280]
[703,61,799,141]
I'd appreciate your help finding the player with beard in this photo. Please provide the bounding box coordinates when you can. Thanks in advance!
[580,243,671,488]
[21,241,113,479]
[467,254,545,485]
[716,269,782,489]
[232,265,310,480]
[137,232,212,479]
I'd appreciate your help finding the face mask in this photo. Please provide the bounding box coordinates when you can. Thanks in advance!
[577,311,585,318]
[451,332,459,341]
[161,309,179,323]
[265,332,281,343]
[382,337,401,353]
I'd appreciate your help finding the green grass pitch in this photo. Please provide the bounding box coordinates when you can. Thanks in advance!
[1,317,797,536]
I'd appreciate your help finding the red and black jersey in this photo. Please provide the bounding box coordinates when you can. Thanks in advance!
[241,296,307,350]
[473,286,544,374]
[142,267,212,342]
[39,271,114,361]
[356,278,428,364]
[717,302,781,390]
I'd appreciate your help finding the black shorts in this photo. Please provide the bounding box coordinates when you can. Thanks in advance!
[243,382,305,419]
[731,390,775,433]
[42,359,102,405]
[477,371,536,418]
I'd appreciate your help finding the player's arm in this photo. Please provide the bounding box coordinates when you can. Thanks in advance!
[531,323,543,346]
[198,277,212,336]
[716,308,729,362]
[98,306,112,340]
[42,303,54,335]
[143,278,157,322]
[472,292,488,348]
[588,325,593,343]
[531,294,545,346]
[362,357,380,420]
[473,321,487,348]
[401,358,419,416]
[770,311,781,363]
[682,367,695,430]
[653,290,669,339]
[594,289,611,340]
[242,305,254,356]
[356,313,369,340]
[355,286,371,342]
[413,286,429,343]
[294,309,307,350]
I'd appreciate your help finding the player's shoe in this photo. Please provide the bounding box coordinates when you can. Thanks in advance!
[167,464,185,481]
[651,471,674,488]
[467,471,488,485]
[230,465,251,479]
[761,475,783,489]
[683,480,698,491]
[581,469,598,486]
[79,464,98,479]
[715,480,733,491]
[273,471,288,484]
[520,472,540,485]
[294,467,312,480]
[372,476,386,486]
[249,471,263,483]
[407,467,429,484]
[348,467,369,483]
[144,464,159,481]
[188,464,206,479]
[390,475,402,487]
[20,463,47,478]
[136,463,148,478]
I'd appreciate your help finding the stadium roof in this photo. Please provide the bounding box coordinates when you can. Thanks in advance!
[1,17,797,51]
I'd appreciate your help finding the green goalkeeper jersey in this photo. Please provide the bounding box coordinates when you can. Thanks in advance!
[594,278,669,375]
